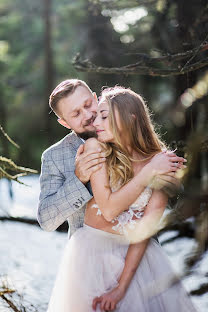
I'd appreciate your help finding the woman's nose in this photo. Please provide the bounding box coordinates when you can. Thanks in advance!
[93,116,99,127]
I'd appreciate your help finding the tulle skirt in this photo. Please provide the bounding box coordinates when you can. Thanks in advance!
[47,224,197,312]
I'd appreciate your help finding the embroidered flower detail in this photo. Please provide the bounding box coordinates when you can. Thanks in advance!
[91,204,102,216]
[91,187,152,234]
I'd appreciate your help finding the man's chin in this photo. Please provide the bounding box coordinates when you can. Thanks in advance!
[77,130,97,140]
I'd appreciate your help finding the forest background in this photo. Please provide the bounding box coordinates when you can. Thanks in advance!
[0,0,208,311]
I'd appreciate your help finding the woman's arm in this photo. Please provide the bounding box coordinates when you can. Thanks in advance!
[117,189,168,291]
[92,190,168,311]
[85,138,181,221]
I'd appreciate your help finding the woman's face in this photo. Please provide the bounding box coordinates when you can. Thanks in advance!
[93,100,119,143]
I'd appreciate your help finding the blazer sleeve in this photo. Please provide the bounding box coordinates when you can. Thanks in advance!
[37,149,93,231]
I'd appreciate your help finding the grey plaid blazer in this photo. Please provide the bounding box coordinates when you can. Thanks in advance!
[37,132,92,238]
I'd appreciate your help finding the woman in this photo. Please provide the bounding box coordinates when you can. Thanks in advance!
[47,86,197,311]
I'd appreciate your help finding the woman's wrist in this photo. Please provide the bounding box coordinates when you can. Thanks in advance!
[139,163,156,187]
[117,282,128,294]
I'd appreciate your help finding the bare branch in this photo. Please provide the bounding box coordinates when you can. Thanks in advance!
[1,294,21,312]
[89,0,157,10]
[73,52,208,77]
[126,45,208,64]
[0,156,38,183]
[0,156,38,174]
[0,125,20,149]
[0,167,27,184]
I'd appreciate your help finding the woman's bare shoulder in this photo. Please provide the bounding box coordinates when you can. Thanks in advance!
[84,138,103,151]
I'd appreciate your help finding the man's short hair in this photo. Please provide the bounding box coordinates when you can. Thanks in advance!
[49,79,91,117]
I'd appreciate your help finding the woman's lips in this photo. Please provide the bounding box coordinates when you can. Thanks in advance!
[96,130,104,133]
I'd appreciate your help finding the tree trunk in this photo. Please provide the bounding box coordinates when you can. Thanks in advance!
[43,0,54,144]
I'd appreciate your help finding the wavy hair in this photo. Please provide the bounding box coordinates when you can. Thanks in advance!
[99,86,166,189]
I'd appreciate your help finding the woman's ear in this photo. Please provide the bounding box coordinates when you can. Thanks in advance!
[57,118,71,129]
[131,114,136,120]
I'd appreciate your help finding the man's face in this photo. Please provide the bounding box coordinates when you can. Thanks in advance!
[58,86,98,139]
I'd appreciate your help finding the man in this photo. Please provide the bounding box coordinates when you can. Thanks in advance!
[38,79,184,310]
[38,79,104,235]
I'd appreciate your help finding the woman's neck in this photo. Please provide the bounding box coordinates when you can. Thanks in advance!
[129,148,145,161]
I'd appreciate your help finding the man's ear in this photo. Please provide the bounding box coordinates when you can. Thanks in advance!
[57,118,71,129]
[93,92,98,102]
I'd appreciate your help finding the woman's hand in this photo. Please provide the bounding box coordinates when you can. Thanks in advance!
[141,150,186,187]
[150,150,186,175]
[92,286,125,311]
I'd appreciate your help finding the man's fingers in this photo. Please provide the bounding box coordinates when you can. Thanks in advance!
[84,151,106,162]
[165,172,176,177]
[158,175,177,183]
[76,148,105,163]
[76,144,84,158]
[86,158,106,169]
[91,164,103,172]
[157,175,180,189]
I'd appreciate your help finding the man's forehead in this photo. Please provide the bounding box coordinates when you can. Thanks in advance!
[66,86,94,110]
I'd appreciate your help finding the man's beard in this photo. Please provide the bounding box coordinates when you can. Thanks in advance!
[77,116,98,140]
[77,130,97,140]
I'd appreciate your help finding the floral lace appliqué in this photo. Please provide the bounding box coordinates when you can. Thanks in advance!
[91,186,152,234]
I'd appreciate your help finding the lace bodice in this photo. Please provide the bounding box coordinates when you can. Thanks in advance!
[92,186,152,234]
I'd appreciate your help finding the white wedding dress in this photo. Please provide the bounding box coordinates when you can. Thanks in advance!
[47,187,197,312]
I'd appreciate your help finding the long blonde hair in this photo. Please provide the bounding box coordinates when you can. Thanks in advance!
[99,86,166,188]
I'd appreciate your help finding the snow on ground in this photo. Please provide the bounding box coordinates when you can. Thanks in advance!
[0,177,207,311]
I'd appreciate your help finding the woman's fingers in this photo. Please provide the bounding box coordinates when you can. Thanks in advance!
[100,298,107,310]
[169,156,187,163]
[104,300,111,311]
[92,296,102,310]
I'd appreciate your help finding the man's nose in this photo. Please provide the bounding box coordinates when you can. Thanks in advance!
[83,109,92,120]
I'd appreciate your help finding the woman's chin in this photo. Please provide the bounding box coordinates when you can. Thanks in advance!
[97,137,107,143]
[97,133,114,143]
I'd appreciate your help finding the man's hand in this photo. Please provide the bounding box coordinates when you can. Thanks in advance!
[75,144,106,184]
[152,173,180,189]
[92,286,125,311]
[153,174,183,197]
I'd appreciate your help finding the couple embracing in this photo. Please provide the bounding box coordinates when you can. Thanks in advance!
[38,79,197,311]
